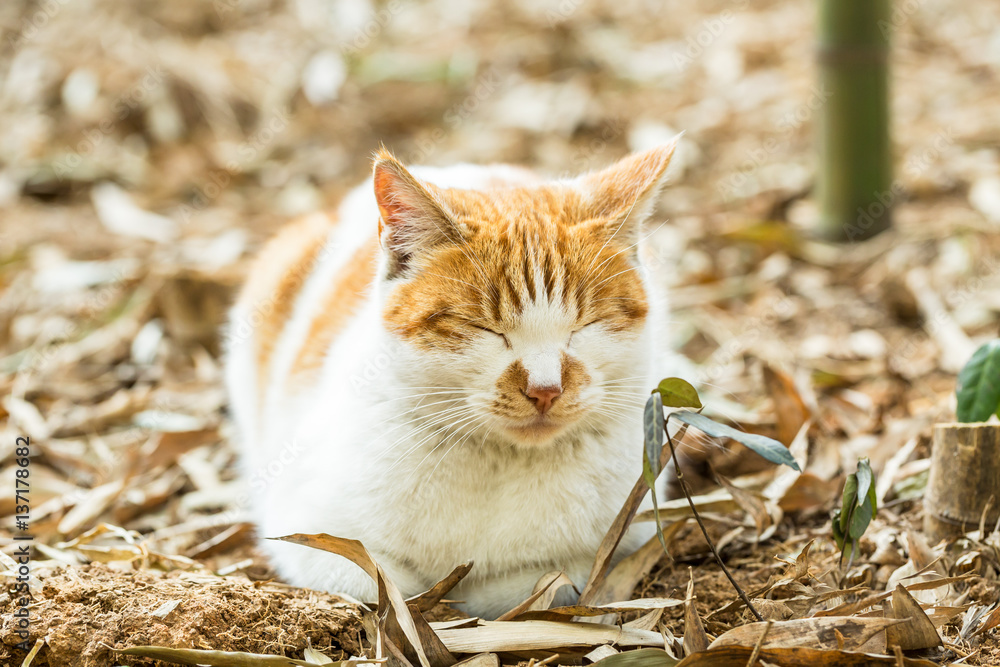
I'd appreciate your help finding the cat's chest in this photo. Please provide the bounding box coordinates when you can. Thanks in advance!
[363,423,638,568]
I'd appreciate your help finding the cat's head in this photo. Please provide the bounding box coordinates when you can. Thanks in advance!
[374,140,678,448]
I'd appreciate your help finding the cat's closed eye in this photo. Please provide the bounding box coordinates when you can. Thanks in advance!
[471,324,511,348]
[568,319,601,345]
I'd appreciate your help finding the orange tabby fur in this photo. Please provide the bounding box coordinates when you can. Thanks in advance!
[225,139,681,618]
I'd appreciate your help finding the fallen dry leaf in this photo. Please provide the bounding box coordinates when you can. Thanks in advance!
[708,616,905,651]
[885,584,943,651]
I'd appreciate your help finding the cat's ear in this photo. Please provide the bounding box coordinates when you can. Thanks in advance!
[373,149,461,278]
[576,136,680,248]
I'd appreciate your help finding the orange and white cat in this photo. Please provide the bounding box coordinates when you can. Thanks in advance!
[224,138,679,618]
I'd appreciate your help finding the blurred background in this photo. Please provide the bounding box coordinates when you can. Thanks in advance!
[1,0,1000,658]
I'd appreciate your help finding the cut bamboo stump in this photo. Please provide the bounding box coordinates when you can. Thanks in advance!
[923,423,1000,541]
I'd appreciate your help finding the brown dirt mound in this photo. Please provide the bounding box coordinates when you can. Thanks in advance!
[0,563,363,667]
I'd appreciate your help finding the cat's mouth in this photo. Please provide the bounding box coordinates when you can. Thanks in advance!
[500,416,569,443]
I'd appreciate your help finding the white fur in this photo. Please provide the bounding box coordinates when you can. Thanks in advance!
[225,163,671,619]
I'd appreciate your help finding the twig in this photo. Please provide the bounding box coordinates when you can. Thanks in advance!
[664,415,764,622]
[745,620,771,667]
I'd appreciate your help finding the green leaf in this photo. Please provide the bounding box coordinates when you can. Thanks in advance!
[654,377,703,409]
[847,494,874,541]
[591,648,679,667]
[116,646,321,666]
[956,339,1000,422]
[831,509,846,550]
[833,461,878,567]
[854,458,873,511]
[669,411,801,471]
[642,392,670,558]
[866,473,878,516]
[643,392,664,480]
[839,474,858,533]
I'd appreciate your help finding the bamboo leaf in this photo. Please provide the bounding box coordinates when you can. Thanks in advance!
[847,496,873,541]
[839,475,858,533]
[433,620,665,653]
[675,645,938,666]
[643,392,664,480]
[642,392,671,558]
[592,648,680,667]
[830,509,846,551]
[272,534,430,667]
[886,584,943,650]
[854,457,872,510]
[708,616,906,651]
[654,378,702,409]
[956,340,1000,422]
[511,597,684,621]
[669,411,800,471]
[116,646,320,666]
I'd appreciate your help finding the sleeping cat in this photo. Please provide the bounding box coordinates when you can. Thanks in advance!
[224,138,679,618]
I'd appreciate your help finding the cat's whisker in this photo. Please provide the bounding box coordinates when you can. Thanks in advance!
[580,219,669,293]
[377,390,474,406]
[590,409,634,432]
[393,410,483,477]
[596,376,651,385]
[383,409,482,473]
[228,140,682,615]
[422,415,489,481]
[581,176,648,278]
[589,264,642,292]
[598,398,643,408]
[599,387,648,395]
[374,403,478,449]
[423,272,492,301]
[392,396,471,418]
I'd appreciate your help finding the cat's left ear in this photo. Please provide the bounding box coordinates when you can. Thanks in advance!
[373,149,462,279]
[576,136,680,247]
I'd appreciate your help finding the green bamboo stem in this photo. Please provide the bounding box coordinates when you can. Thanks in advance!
[817,0,893,241]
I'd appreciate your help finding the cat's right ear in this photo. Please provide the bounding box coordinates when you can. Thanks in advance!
[373,150,461,279]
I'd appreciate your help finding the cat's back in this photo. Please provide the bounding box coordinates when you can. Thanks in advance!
[224,161,541,449]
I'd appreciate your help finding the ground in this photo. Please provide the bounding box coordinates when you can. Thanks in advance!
[1,0,999,665]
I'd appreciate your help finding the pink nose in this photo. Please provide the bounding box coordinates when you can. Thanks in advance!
[525,385,562,415]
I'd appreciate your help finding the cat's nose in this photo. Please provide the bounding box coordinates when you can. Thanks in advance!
[525,384,562,415]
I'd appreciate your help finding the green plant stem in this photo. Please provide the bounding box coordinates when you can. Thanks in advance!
[664,415,764,622]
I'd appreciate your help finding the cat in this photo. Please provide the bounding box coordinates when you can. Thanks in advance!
[224,137,679,619]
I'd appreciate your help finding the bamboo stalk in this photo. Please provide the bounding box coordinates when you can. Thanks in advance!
[816,0,893,241]
[924,423,1000,541]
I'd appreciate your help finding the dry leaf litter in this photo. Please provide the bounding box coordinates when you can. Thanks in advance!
[0,0,999,665]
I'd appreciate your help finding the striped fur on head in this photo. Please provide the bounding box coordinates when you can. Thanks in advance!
[373,141,677,446]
